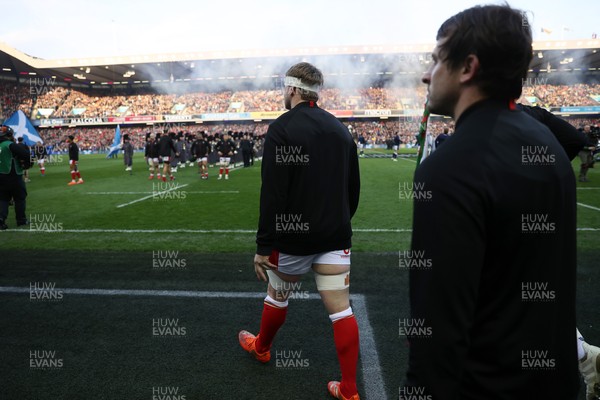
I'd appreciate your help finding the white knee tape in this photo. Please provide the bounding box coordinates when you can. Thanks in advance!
[315,271,350,291]
[266,270,299,293]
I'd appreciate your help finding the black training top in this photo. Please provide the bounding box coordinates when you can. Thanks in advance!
[405,99,579,399]
[256,101,360,256]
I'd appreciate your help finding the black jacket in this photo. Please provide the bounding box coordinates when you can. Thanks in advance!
[405,99,579,400]
[256,101,360,256]
[158,135,176,157]
[216,139,236,156]
[240,139,253,153]
[191,140,210,158]
[16,143,31,169]
[68,142,79,161]
[519,104,587,160]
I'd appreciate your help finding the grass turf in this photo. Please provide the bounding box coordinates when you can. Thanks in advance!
[3,152,598,251]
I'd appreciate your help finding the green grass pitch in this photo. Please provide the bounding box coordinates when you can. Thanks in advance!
[0,151,598,399]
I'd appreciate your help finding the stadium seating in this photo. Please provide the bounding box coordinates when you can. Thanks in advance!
[0,80,598,150]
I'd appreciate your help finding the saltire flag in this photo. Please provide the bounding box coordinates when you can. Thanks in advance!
[416,102,431,166]
[106,125,122,158]
[4,110,43,146]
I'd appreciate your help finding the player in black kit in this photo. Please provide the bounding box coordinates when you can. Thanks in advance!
[157,131,179,182]
[67,135,83,185]
[191,132,211,179]
[215,132,236,180]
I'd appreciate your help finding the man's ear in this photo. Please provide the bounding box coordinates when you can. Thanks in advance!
[460,54,480,84]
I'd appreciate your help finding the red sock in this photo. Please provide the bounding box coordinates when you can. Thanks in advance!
[41,168,45,175]
[70,171,76,180]
[333,315,359,397]
[225,168,229,175]
[255,299,287,354]
[76,172,81,179]
[219,168,223,175]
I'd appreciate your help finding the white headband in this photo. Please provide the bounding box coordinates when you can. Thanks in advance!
[284,76,321,93]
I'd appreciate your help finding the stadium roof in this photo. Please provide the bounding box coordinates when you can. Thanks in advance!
[0,40,599,88]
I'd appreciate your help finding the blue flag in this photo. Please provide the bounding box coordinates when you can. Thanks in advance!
[4,110,43,146]
[106,125,122,158]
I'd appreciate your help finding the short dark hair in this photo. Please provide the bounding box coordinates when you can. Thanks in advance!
[436,4,532,100]
[68,135,74,140]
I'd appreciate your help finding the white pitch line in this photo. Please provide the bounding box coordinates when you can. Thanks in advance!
[352,294,388,400]
[9,228,413,233]
[116,184,189,208]
[7,227,600,233]
[578,202,600,212]
[186,191,239,194]
[0,286,387,400]
[86,191,239,195]
[19,229,257,233]
[397,157,416,163]
[577,188,600,190]
[87,192,157,195]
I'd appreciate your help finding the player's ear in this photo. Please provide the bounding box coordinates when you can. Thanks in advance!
[459,54,480,84]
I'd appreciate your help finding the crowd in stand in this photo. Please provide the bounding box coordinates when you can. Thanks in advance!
[1,80,599,121]
[1,78,598,152]
[36,116,598,154]
[0,82,34,120]
[519,83,600,107]
[33,86,424,118]
[33,86,69,113]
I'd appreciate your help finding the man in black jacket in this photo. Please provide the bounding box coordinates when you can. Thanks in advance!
[435,103,600,399]
[0,126,31,229]
[238,62,361,400]
[578,125,597,182]
[403,5,579,400]
[240,133,253,168]
[518,105,588,161]
[16,137,31,183]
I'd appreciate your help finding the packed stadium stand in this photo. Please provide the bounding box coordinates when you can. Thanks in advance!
[0,40,598,151]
